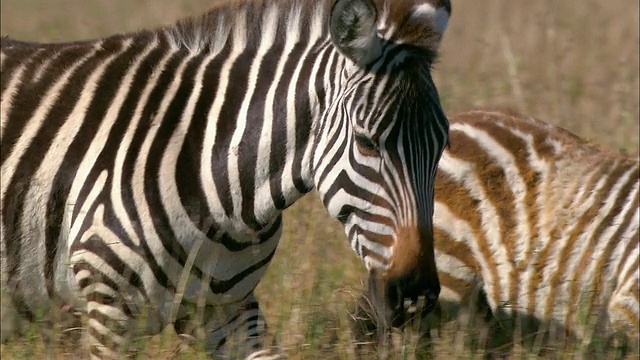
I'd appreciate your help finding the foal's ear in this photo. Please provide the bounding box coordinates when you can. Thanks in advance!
[329,0,381,66]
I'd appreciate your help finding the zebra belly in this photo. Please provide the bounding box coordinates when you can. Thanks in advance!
[3,169,283,335]
[63,202,282,328]
[163,232,281,313]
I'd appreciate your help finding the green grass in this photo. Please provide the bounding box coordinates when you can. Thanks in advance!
[1,0,638,358]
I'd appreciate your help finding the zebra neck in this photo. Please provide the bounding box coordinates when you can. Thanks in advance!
[154,1,345,229]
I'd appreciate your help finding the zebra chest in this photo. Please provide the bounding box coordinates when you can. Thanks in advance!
[160,226,282,306]
[65,202,282,302]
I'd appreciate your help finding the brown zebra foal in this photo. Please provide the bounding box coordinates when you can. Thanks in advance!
[351,109,639,358]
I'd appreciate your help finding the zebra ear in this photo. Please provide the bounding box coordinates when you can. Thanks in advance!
[329,0,381,66]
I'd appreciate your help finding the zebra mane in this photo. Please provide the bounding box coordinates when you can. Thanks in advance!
[0,36,36,48]
[162,0,449,57]
[163,0,330,55]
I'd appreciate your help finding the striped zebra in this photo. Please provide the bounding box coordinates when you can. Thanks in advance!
[0,0,452,358]
[352,109,639,357]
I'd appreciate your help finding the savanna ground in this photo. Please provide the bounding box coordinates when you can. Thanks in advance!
[1,0,638,358]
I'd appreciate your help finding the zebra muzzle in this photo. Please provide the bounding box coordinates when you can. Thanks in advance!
[379,271,440,328]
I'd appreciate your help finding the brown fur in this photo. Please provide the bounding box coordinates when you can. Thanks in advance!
[387,226,432,281]
[351,108,639,357]
[441,109,637,353]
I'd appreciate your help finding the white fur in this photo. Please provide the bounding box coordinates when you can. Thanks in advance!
[412,3,449,35]
[438,151,514,309]
[99,38,158,249]
[433,201,498,309]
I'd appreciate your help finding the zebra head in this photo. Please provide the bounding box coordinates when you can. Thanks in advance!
[315,0,451,328]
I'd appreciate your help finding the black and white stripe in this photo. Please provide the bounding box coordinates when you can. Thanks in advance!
[1,0,451,358]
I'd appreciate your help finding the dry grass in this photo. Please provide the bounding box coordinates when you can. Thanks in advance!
[434,0,639,155]
[1,0,638,358]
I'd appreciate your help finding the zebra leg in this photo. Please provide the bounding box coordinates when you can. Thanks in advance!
[0,290,25,343]
[608,292,639,356]
[74,262,140,359]
[1,272,81,356]
[482,309,515,360]
[215,294,284,359]
[175,292,284,359]
[413,303,442,359]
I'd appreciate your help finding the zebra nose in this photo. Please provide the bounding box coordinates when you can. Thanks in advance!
[384,272,439,327]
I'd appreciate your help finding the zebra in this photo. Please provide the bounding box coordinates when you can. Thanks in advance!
[351,109,639,358]
[0,0,452,358]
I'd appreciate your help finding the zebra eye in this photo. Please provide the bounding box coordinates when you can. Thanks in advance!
[354,133,378,153]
